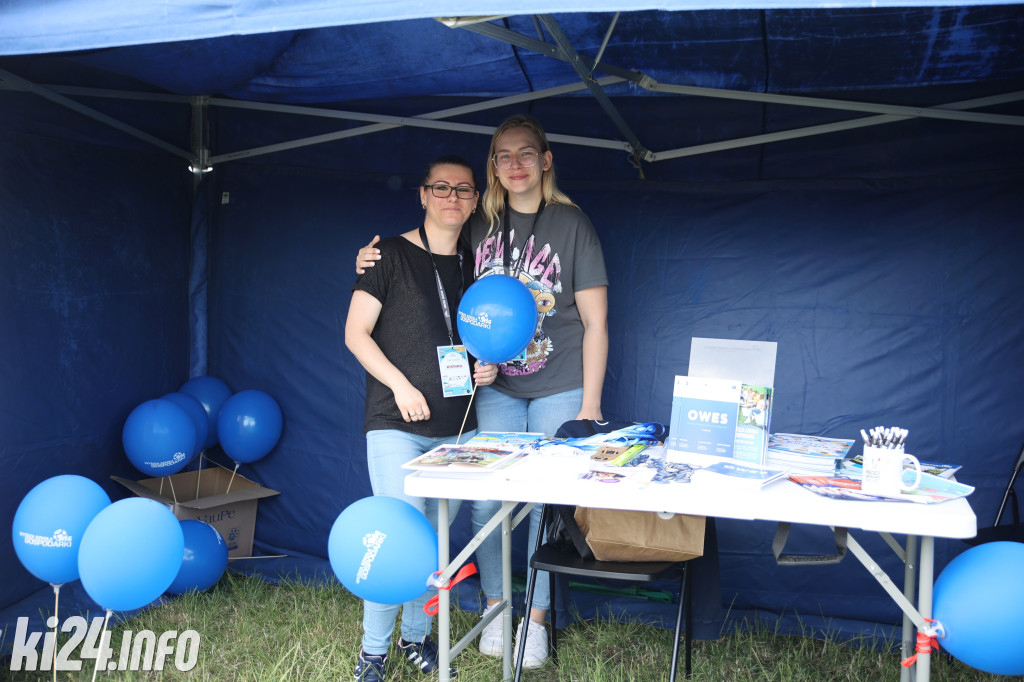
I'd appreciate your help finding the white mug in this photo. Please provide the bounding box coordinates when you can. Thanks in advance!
[861,445,922,497]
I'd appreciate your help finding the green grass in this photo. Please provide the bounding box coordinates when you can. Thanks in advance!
[3,573,1017,681]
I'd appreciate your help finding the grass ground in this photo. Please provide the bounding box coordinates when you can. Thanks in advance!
[1,573,1016,681]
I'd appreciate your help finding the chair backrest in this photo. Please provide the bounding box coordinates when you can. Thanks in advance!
[993,439,1024,527]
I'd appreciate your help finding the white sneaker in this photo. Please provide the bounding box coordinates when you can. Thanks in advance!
[478,603,504,657]
[514,619,549,669]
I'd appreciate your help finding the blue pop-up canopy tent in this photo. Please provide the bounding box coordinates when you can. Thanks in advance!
[2,0,1023,654]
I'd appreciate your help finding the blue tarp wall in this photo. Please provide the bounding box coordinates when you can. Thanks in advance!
[2,4,1024,654]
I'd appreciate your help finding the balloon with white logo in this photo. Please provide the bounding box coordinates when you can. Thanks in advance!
[122,398,196,477]
[12,475,111,585]
[328,496,438,604]
[456,274,538,364]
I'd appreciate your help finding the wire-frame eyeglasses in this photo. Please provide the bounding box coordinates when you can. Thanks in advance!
[492,149,540,170]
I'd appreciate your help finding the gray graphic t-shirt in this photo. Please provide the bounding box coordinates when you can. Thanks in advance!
[469,204,607,399]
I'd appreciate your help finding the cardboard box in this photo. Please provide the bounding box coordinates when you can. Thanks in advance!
[112,465,280,558]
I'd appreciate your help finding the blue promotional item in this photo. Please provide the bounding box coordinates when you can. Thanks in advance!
[160,392,210,462]
[12,475,111,585]
[179,376,233,449]
[328,496,438,604]
[456,274,537,365]
[122,398,196,477]
[933,541,1024,676]
[78,498,185,612]
[167,520,229,594]
[217,389,283,464]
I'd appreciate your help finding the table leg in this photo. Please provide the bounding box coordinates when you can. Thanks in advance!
[916,536,934,682]
[501,506,513,681]
[901,535,918,682]
[438,499,451,682]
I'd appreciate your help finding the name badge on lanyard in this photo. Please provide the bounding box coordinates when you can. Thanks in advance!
[420,225,471,398]
[437,345,472,397]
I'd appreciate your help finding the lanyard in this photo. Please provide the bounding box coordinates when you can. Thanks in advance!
[502,201,546,278]
[418,225,461,345]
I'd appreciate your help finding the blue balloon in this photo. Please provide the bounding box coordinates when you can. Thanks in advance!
[12,476,111,585]
[456,274,538,364]
[122,398,196,477]
[934,541,1024,675]
[328,496,438,604]
[78,498,185,612]
[217,389,283,464]
[179,376,233,449]
[161,392,209,462]
[167,521,229,595]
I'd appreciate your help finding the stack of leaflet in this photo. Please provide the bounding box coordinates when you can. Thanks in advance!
[765,433,855,474]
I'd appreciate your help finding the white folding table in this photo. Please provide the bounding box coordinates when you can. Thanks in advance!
[405,459,976,682]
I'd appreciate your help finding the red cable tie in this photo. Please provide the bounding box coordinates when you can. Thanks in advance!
[424,562,478,616]
[901,618,941,668]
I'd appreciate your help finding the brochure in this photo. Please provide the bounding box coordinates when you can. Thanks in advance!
[789,471,974,504]
[733,384,773,465]
[666,376,741,457]
[402,442,526,475]
[693,460,788,488]
[765,433,855,474]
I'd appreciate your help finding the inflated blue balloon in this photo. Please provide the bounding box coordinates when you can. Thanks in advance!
[456,274,538,364]
[161,392,209,462]
[328,496,438,604]
[167,521,229,595]
[217,389,283,464]
[122,398,196,477]
[179,376,233,449]
[12,475,111,585]
[934,541,1024,675]
[78,498,185,612]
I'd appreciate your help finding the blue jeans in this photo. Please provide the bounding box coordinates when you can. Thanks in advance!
[361,429,472,655]
[470,386,583,614]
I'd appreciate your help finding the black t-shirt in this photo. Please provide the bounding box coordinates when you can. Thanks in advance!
[352,234,476,436]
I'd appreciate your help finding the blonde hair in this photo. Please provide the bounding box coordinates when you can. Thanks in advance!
[481,114,578,235]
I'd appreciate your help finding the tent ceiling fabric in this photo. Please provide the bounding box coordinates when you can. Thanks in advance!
[2,7,1022,168]
[4,9,1022,102]
[1,1,1021,57]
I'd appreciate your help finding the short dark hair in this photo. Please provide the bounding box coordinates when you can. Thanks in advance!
[421,155,476,187]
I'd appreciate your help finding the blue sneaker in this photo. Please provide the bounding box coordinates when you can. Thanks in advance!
[354,650,387,681]
[397,636,457,678]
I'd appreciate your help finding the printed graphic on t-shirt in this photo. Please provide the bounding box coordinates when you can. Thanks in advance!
[474,227,560,376]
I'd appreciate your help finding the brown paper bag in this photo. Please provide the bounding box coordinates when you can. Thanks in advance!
[574,507,705,562]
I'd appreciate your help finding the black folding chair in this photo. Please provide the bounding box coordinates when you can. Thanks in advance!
[966,439,1024,545]
[512,417,699,681]
[512,503,693,681]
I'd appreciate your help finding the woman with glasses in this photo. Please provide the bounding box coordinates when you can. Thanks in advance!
[346,155,498,682]
[357,115,608,670]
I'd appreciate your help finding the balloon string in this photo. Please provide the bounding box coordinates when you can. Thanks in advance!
[159,477,164,496]
[51,583,60,682]
[455,384,478,445]
[195,453,204,499]
[167,475,178,504]
[225,462,239,494]
[90,609,112,682]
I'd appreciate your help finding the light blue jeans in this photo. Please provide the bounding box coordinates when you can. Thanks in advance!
[361,428,472,655]
[471,386,584,614]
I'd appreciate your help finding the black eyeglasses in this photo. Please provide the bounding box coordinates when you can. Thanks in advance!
[423,184,478,200]
[492,149,540,170]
